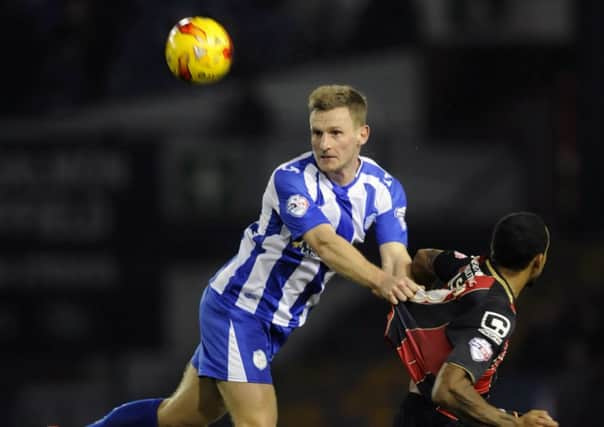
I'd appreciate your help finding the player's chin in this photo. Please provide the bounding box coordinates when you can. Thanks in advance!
[317,157,338,171]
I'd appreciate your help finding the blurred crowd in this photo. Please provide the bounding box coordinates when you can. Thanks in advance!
[0,0,419,116]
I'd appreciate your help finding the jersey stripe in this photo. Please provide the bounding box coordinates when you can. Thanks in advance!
[209,152,408,327]
[334,192,354,242]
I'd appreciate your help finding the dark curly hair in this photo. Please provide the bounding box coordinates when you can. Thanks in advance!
[490,212,549,270]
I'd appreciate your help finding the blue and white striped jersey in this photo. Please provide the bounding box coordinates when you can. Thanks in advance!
[209,151,408,328]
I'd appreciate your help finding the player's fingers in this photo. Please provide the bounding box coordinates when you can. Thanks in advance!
[404,277,421,292]
[526,410,558,427]
[532,410,555,420]
[536,416,558,427]
[388,286,407,303]
[377,288,399,305]
[402,286,415,299]
[399,279,417,299]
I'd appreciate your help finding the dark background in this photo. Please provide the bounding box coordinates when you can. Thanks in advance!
[0,1,599,426]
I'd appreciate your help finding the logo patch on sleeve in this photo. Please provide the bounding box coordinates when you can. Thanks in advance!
[469,337,493,362]
[478,311,511,345]
[286,194,310,217]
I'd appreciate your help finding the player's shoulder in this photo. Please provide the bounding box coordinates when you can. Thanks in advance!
[272,152,314,174]
[270,152,317,182]
[473,284,517,345]
[359,155,402,188]
[486,280,517,311]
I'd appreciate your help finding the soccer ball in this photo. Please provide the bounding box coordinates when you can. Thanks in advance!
[165,16,233,84]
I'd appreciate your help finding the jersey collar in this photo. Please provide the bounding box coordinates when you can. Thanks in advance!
[485,259,516,304]
[320,157,364,191]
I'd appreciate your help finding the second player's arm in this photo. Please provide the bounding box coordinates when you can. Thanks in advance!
[432,363,558,426]
[303,224,418,303]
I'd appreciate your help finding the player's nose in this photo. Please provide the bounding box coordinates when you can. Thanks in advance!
[319,134,331,150]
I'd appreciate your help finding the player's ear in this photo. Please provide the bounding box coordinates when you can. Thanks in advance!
[531,253,546,276]
[358,124,370,146]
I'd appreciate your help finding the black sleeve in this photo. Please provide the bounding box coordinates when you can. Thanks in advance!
[444,289,516,384]
[432,250,472,283]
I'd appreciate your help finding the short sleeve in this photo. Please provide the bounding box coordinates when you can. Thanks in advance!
[445,292,516,384]
[373,178,408,246]
[273,168,329,239]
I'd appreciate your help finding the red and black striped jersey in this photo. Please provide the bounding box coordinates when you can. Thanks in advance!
[385,251,517,404]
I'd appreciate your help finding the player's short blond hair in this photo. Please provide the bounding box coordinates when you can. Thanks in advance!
[308,85,368,127]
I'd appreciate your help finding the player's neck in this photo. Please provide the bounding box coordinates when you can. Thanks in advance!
[327,158,361,187]
[497,267,531,298]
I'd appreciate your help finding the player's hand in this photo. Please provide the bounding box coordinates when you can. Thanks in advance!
[374,275,420,304]
[517,410,558,426]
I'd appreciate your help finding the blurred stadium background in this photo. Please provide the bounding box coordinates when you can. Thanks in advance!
[0,0,599,426]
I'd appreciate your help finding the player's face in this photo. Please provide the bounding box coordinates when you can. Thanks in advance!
[310,107,369,186]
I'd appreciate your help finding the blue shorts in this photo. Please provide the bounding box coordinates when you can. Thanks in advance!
[191,287,294,384]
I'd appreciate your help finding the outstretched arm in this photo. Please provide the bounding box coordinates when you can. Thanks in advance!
[379,241,412,278]
[303,224,418,304]
[432,363,558,427]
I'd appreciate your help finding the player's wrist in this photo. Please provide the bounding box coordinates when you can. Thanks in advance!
[374,269,394,295]
[511,410,520,427]
[498,408,521,426]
